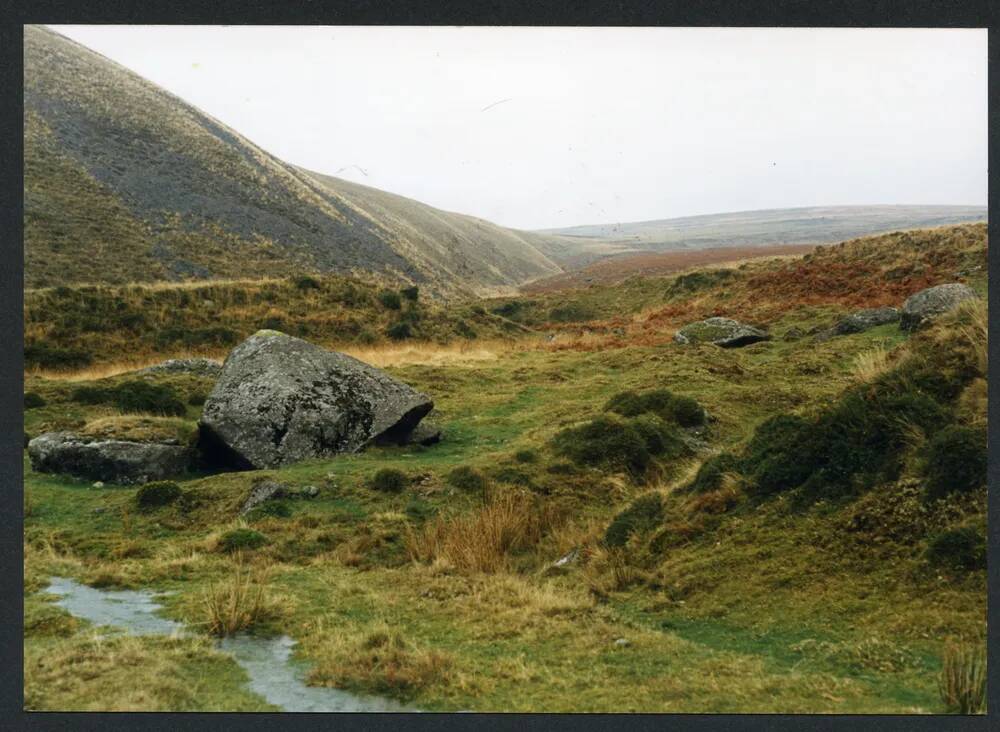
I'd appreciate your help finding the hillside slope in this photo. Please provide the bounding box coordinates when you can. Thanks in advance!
[23,25,562,292]
[537,205,987,266]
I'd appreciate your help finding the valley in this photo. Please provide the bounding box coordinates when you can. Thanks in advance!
[23,224,988,713]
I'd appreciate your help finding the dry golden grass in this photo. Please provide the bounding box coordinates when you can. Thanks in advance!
[29,350,228,382]
[306,620,455,696]
[405,491,564,573]
[939,641,986,714]
[851,344,893,383]
[200,557,285,636]
[341,338,523,368]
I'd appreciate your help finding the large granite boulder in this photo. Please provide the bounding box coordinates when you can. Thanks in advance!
[198,330,434,469]
[674,317,770,348]
[27,432,196,484]
[900,283,978,332]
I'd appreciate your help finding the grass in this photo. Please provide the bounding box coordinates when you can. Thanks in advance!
[201,559,285,636]
[21,224,988,712]
[938,641,987,714]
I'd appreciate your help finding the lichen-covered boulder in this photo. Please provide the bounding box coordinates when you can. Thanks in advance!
[199,330,433,469]
[674,317,770,348]
[27,432,196,484]
[900,283,978,332]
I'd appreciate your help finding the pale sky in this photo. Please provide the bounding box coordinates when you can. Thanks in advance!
[49,26,988,231]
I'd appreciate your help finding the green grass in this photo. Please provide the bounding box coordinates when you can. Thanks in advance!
[22,228,988,712]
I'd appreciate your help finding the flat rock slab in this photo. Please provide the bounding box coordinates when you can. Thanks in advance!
[199,330,434,469]
[674,317,770,348]
[27,431,196,484]
[900,283,978,331]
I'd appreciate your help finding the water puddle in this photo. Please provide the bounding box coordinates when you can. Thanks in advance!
[44,577,414,712]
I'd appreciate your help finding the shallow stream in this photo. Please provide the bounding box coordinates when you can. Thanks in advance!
[45,576,414,712]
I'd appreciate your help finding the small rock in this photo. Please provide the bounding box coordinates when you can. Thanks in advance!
[613,638,631,647]
[239,479,287,515]
[92,507,106,515]
[92,481,104,488]
[553,548,579,568]
[832,307,900,336]
[303,485,319,498]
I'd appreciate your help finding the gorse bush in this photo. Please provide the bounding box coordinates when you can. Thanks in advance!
[378,290,402,310]
[387,322,412,340]
[605,493,663,548]
[686,454,741,494]
[604,388,705,427]
[218,528,268,553]
[70,381,187,416]
[552,415,651,477]
[135,481,182,509]
[925,526,986,571]
[24,343,92,370]
[370,468,408,494]
[627,414,688,460]
[741,414,817,497]
[923,426,986,501]
[401,286,419,302]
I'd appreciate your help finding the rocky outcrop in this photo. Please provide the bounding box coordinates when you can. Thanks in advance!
[27,432,195,484]
[674,317,770,348]
[137,357,223,378]
[900,283,978,331]
[199,330,434,469]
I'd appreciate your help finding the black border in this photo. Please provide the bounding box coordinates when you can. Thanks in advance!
[2,1,997,730]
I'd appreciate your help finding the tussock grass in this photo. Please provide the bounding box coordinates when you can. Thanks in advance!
[405,491,564,573]
[307,621,454,698]
[201,558,284,636]
[851,344,893,383]
[939,641,986,714]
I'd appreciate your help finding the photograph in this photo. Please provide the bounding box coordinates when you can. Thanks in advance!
[21,23,988,714]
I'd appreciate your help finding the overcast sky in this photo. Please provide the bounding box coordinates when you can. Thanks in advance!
[50,26,987,231]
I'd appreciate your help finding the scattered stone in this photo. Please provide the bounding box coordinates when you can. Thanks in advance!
[674,317,770,348]
[92,481,104,488]
[92,507,106,515]
[900,283,978,331]
[27,432,196,485]
[553,548,579,568]
[198,330,434,469]
[239,480,288,515]
[137,357,223,378]
[833,307,900,335]
[613,638,631,648]
[303,485,320,498]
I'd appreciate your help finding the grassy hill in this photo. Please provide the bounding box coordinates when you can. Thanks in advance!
[23,25,563,293]
[23,224,987,712]
[537,205,987,266]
